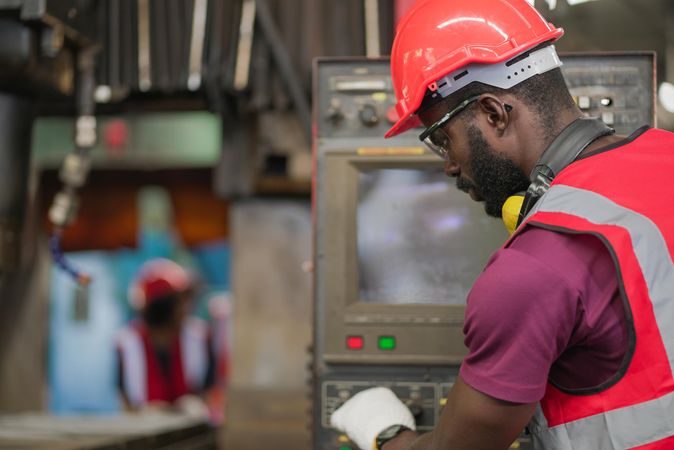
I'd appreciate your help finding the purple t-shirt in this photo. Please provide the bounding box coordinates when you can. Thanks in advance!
[459,226,628,404]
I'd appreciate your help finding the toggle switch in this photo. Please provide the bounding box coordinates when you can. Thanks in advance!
[601,112,615,126]
[578,96,591,110]
[326,98,344,124]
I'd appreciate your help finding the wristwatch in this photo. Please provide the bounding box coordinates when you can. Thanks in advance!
[375,424,412,450]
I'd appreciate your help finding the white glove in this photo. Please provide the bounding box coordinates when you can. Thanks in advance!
[330,387,416,450]
[175,394,210,419]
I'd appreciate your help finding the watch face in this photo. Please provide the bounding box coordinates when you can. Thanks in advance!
[376,425,410,449]
[382,425,403,438]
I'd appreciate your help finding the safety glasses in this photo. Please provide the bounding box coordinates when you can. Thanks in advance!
[418,95,482,159]
[418,96,512,160]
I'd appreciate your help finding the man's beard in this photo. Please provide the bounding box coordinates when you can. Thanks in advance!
[456,125,530,218]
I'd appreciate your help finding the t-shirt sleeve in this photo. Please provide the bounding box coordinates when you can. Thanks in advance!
[459,246,581,404]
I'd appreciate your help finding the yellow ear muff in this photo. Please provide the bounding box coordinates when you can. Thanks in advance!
[502,194,525,236]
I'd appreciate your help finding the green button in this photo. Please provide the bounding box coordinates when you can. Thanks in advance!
[339,447,353,450]
[378,335,396,350]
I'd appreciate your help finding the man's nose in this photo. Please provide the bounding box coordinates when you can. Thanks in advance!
[444,159,460,177]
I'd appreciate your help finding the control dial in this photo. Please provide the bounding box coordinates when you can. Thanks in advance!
[325,98,344,124]
[359,103,379,127]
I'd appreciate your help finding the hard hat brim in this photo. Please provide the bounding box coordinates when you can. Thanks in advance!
[385,114,421,138]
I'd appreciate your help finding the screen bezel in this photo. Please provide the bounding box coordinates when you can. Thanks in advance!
[319,151,485,364]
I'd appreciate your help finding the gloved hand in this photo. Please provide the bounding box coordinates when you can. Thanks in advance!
[330,387,416,450]
[175,394,210,419]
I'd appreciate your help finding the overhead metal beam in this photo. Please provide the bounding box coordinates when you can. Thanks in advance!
[364,0,380,57]
[255,0,311,146]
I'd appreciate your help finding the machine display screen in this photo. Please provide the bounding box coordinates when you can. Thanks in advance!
[357,168,508,305]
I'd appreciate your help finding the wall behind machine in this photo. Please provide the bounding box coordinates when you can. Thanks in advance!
[225,200,312,449]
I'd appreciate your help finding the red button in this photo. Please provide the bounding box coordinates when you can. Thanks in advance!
[346,336,364,350]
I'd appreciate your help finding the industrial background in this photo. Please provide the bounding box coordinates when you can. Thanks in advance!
[0,0,673,449]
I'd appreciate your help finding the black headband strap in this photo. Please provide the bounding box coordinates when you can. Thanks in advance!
[517,117,615,225]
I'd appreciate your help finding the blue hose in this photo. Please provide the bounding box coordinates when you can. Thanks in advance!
[49,232,91,285]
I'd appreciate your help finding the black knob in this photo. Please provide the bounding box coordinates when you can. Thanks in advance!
[326,98,343,124]
[359,104,379,126]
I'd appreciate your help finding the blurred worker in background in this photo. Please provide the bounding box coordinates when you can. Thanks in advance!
[332,0,674,449]
[116,258,217,420]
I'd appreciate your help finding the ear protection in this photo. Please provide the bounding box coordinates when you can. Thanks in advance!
[502,117,615,235]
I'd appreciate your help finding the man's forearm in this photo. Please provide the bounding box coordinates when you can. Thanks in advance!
[382,430,434,450]
[380,376,536,450]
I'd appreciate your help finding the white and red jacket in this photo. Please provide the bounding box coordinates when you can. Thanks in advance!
[116,317,210,407]
[508,127,674,449]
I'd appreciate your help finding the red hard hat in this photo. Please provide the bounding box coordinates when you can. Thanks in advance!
[129,258,191,309]
[386,0,564,138]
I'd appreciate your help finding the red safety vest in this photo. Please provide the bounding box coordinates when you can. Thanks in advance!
[507,127,674,449]
[116,317,210,407]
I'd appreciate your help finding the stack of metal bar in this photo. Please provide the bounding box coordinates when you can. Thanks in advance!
[91,0,394,104]
[93,0,242,99]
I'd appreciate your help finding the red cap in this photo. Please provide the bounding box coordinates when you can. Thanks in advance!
[129,258,191,309]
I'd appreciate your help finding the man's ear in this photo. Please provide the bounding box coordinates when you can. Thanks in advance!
[477,95,510,135]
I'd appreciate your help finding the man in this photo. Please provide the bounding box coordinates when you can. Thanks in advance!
[331,0,674,449]
[116,258,215,417]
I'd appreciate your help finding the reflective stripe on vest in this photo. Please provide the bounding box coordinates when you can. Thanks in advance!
[524,184,674,449]
[181,317,209,391]
[530,185,674,367]
[117,326,147,407]
[530,382,674,449]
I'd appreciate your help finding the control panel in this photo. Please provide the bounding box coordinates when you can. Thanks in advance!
[315,53,655,143]
[319,375,532,450]
[563,53,655,134]
[322,381,440,431]
[316,60,403,141]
